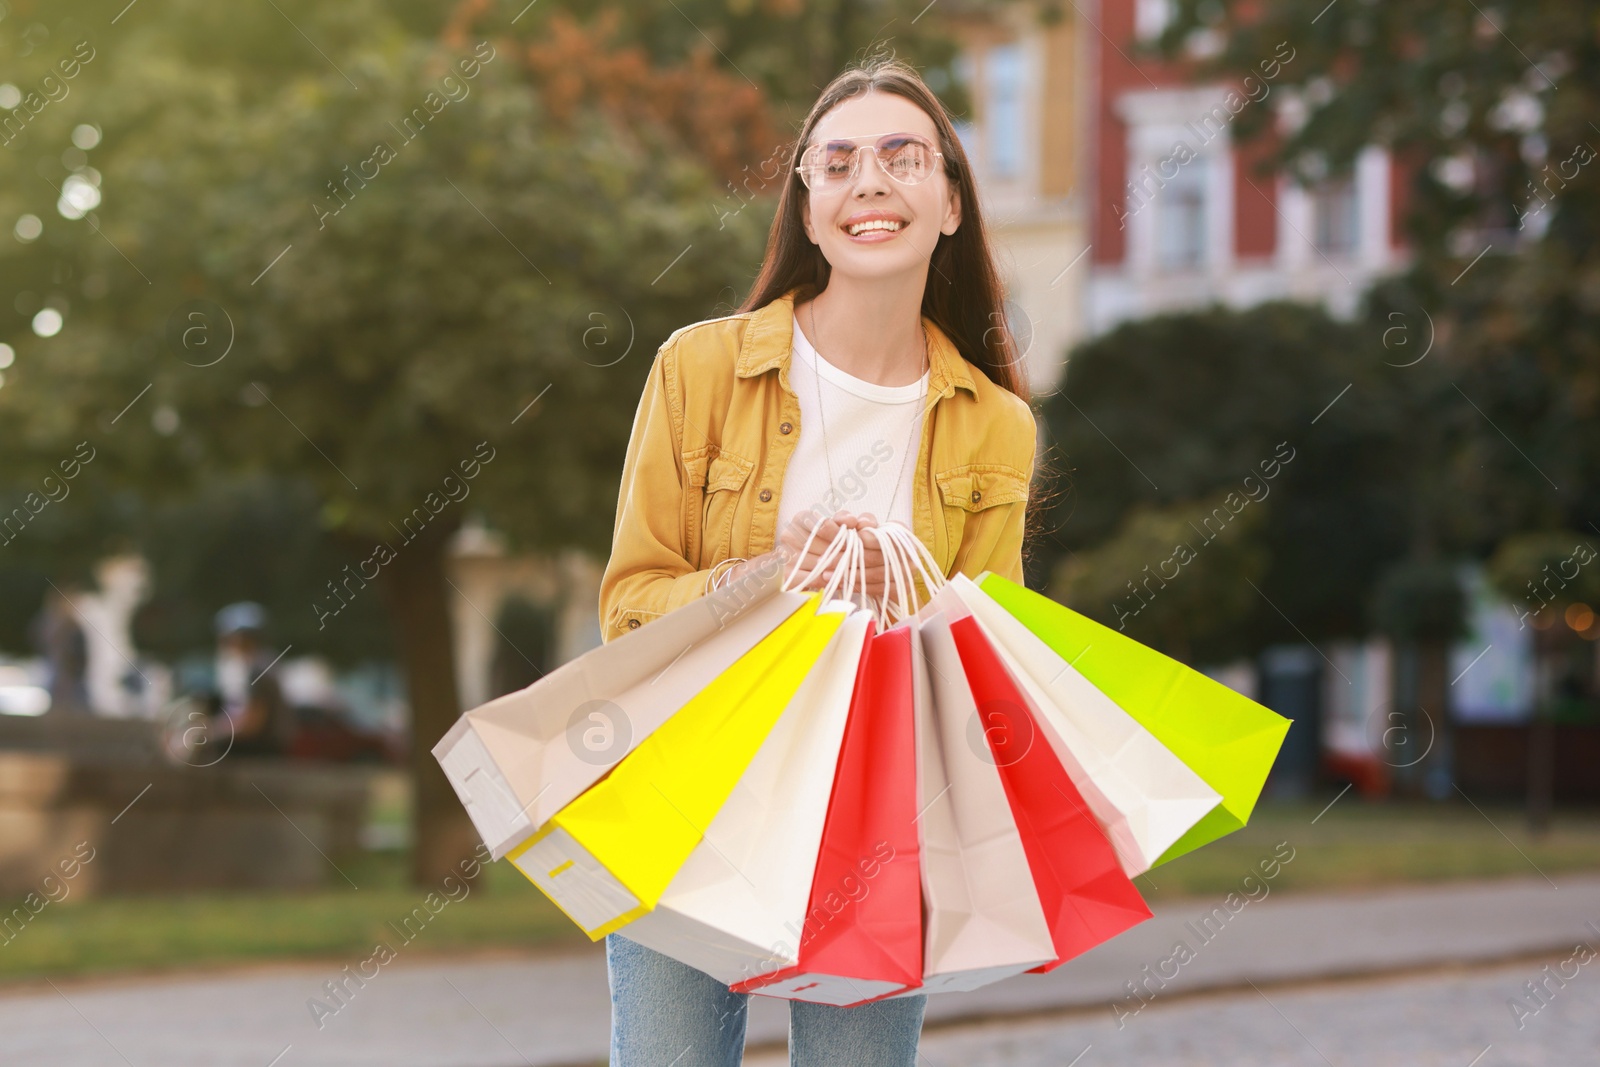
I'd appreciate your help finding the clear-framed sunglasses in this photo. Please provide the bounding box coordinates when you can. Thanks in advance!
[794,131,945,191]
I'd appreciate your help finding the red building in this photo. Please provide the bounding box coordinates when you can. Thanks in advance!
[1085,0,1409,333]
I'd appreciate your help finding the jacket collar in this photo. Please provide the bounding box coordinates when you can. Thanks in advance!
[735,286,979,399]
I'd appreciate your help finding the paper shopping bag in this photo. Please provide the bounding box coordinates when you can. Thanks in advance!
[731,620,923,1006]
[434,562,809,858]
[617,609,875,985]
[508,594,844,939]
[976,572,1292,866]
[948,613,1152,972]
[929,576,1223,876]
[881,610,1054,996]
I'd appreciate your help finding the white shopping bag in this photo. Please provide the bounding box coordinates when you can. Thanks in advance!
[617,607,875,985]
[433,562,810,859]
[881,609,1055,996]
[928,574,1223,876]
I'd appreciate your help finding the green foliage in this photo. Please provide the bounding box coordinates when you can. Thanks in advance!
[1160,0,1600,574]
[128,474,396,664]
[1368,558,1469,644]
[1037,300,1415,660]
[1053,489,1270,662]
[0,0,774,652]
[1485,531,1600,613]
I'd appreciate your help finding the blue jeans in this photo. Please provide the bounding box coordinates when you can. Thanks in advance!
[605,933,928,1066]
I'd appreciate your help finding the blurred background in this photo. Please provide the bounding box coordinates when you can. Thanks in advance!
[2,0,1597,1064]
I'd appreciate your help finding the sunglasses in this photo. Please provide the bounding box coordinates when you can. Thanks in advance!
[794,131,945,191]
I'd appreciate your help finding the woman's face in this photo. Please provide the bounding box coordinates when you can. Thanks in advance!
[799,90,961,285]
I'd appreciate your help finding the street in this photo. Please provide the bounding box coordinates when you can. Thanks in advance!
[747,958,1600,1067]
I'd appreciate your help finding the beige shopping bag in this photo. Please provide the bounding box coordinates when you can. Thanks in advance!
[433,562,809,859]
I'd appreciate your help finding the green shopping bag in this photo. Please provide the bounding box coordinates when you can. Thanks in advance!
[977,572,1291,866]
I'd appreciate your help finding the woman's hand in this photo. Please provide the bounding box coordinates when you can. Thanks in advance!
[840,513,892,606]
[719,510,900,603]
[720,510,850,593]
[776,509,854,591]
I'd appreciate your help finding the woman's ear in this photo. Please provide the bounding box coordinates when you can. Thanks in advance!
[940,180,963,236]
[800,198,818,245]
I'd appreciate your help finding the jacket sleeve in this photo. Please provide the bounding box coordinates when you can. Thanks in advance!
[977,404,1038,586]
[596,339,720,644]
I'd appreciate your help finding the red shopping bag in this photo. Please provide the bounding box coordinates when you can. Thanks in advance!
[730,620,923,1006]
[949,614,1152,972]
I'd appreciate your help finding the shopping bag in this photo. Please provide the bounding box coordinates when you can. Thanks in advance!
[881,610,1055,996]
[506,592,845,938]
[731,620,923,1006]
[927,575,1223,876]
[616,608,875,984]
[976,572,1292,866]
[948,612,1153,972]
[433,560,808,859]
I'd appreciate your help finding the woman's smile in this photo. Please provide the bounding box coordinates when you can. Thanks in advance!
[841,210,910,241]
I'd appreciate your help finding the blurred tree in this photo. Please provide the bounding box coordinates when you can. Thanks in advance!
[1037,301,1414,663]
[127,474,396,666]
[2,0,774,884]
[1163,0,1600,812]
[0,0,1006,882]
[1160,0,1600,612]
[1052,489,1270,664]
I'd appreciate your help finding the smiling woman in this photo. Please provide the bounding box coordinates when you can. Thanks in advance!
[596,54,1038,1064]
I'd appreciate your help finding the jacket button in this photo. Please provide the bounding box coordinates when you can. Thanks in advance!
[970,490,982,503]
[779,421,792,435]
[626,618,640,629]
[759,488,773,502]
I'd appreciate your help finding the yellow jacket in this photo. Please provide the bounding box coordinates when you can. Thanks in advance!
[597,286,1038,643]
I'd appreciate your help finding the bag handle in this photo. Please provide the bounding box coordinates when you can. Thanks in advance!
[782,515,851,594]
[819,524,863,607]
[865,523,915,626]
[874,523,947,623]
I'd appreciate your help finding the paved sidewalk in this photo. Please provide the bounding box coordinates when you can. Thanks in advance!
[747,958,1600,1067]
[4,873,1596,1067]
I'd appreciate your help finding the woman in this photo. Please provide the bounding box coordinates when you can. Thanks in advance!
[597,55,1039,1066]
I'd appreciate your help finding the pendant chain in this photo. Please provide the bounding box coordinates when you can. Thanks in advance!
[805,300,930,528]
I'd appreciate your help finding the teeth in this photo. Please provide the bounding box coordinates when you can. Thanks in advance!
[847,219,904,236]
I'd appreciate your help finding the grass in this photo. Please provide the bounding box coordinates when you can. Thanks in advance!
[0,847,591,985]
[1132,796,1600,903]
[4,796,1599,985]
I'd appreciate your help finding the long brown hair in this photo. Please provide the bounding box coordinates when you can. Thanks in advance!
[738,55,1029,404]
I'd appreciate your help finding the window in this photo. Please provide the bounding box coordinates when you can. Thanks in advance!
[1157,156,1209,270]
[1135,0,1175,40]
[1312,177,1359,256]
[986,43,1025,180]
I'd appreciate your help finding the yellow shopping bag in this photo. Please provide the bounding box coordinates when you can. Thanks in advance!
[508,592,846,937]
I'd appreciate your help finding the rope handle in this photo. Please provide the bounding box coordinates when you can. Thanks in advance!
[872,522,947,624]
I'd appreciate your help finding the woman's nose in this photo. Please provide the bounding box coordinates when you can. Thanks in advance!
[851,147,893,195]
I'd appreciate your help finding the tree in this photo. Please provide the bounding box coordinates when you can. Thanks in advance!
[1160,0,1600,808]
[1,0,1006,883]
[1159,0,1600,574]
[1037,301,1414,664]
[1,0,770,883]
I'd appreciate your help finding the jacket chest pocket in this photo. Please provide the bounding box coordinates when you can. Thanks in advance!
[935,464,1029,562]
[684,447,754,567]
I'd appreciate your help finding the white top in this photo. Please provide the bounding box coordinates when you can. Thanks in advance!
[775,312,930,545]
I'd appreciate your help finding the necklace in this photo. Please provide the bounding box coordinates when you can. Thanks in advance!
[805,300,931,528]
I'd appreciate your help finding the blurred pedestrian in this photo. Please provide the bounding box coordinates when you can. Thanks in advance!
[213,601,294,757]
[29,585,92,716]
